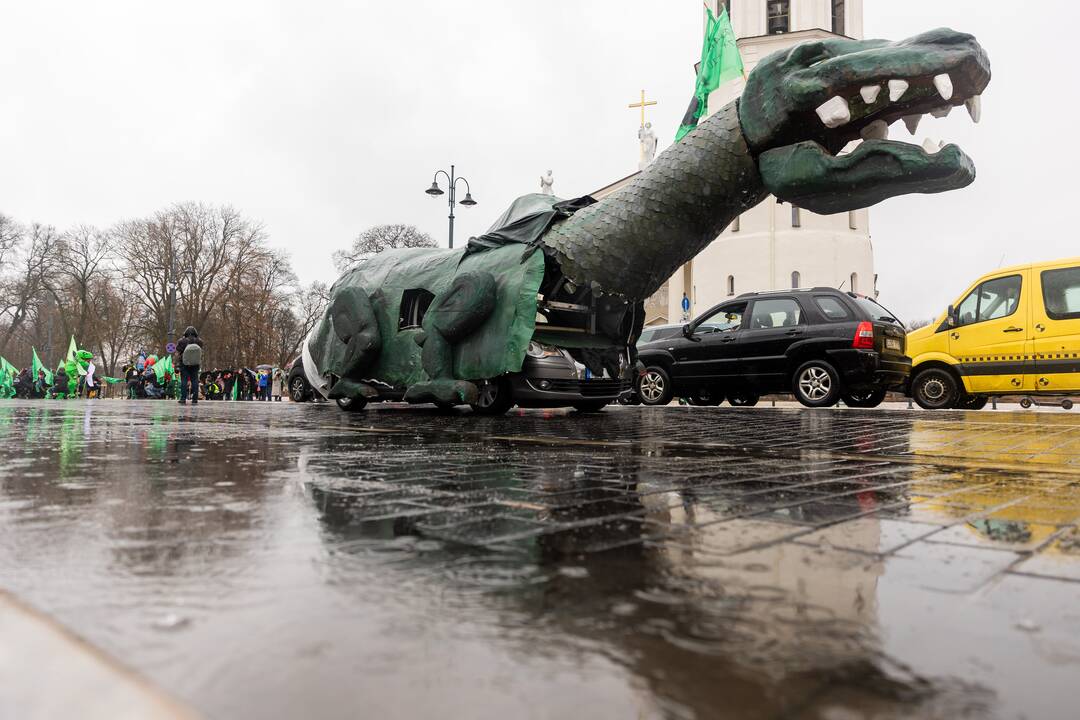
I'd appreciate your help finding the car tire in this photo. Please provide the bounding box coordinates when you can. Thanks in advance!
[958,395,988,410]
[1019,397,1033,409]
[726,392,759,407]
[690,388,722,406]
[1063,399,1074,411]
[336,396,367,412]
[911,368,960,410]
[637,366,674,406]
[572,400,608,413]
[792,360,842,408]
[617,393,640,406]
[841,388,887,408]
[289,376,310,403]
[470,377,514,415]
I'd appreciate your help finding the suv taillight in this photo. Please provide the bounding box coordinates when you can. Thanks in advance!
[853,321,875,349]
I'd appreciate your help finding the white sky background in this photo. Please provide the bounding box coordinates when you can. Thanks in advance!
[1,1,1076,323]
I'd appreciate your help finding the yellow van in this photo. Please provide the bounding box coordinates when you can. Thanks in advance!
[906,257,1080,409]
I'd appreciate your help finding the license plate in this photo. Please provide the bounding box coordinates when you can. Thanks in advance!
[886,338,901,351]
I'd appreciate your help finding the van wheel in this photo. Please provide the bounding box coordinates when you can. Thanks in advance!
[690,388,722,406]
[336,396,367,412]
[958,395,988,410]
[842,388,887,408]
[470,377,513,415]
[638,367,673,406]
[792,360,841,408]
[912,368,960,410]
[1063,399,1074,411]
[1019,397,1033,409]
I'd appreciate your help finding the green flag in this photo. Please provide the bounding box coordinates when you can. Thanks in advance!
[32,349,53,385]
[675,7,743,143]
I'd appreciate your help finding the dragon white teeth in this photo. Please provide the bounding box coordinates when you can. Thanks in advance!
[860,85,881,104]
[902,114,922,135]
[815,95,851,128]
[933,73,954,101]
[888,79,909,102]
[930,106,952,119]
[860,120,889,141]
[965,95,982,123]
[922,138,942,154]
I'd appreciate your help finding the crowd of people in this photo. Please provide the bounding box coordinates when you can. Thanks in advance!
[2,325,287,404]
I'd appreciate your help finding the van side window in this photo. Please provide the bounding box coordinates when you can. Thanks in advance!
[955,274,1022,326]
[813,296,851,321]
[1041,266,1080,320]
[399,288,435,330]
[748,298,802,329]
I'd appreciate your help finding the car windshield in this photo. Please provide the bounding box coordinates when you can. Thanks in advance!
[850,294,900,324]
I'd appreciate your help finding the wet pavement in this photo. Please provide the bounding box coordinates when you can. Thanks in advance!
[2,400,1079,720]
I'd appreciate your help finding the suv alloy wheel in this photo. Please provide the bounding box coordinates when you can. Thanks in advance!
[792,360,841,408]
[638,367,673,406]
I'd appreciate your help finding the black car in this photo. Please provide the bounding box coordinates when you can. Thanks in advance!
[636,288,910,408]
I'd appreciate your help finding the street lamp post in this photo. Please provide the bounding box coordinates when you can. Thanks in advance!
[425,164,477,249]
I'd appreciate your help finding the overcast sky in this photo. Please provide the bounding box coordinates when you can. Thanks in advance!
[2,1,1076,322]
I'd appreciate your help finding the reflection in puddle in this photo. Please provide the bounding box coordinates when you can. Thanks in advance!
[0,401,1078,719]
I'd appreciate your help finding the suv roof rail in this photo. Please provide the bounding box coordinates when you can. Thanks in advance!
[736,286,843,299]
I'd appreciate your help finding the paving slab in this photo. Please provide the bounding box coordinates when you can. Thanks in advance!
[2,399,1080,719]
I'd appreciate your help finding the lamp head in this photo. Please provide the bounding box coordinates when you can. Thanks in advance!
[460,192,477,207]
[425,181,444,197]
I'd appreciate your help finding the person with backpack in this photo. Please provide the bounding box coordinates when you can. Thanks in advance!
[176,326,204,405]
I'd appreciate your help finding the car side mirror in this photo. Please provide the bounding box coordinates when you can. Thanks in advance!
[682,323,700,342]
[946,304,958,327]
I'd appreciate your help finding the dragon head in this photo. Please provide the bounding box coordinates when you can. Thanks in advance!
[740,28,990,214]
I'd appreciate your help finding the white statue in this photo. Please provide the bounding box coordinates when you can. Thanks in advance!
[540,170,554,195]
[638,122,657,170]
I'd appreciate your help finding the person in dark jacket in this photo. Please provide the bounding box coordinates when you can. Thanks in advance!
[49,367,69,399]
[176,326,204,405]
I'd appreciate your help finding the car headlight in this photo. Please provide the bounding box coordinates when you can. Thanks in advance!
[527,341,563,358]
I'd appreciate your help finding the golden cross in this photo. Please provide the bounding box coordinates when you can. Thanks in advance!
[627,89,657,128]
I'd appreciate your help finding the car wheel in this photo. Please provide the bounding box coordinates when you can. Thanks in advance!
[470,377,514,415]
[726,392,759,407]
[336,396,367,412]
[958,395,988,410]
[289,376,309,403]
[637,367,674,406]
[1063,399,1074,411]
[841,388,887,408]
[617,393,640,406]
[911,368,960,410]
[1019,397,1033,409]
[792,360,841,408]
[573,400,608,413]
[690,388,722,406]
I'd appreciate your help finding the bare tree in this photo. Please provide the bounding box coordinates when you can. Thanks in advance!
[0,214,21,272]
[0,223,61,356]
[332,224,435,273]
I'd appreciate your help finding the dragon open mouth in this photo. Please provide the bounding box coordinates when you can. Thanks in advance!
[743,28,991,214]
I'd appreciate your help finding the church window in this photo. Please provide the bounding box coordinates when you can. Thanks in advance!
[791,271,801,288]
[848,210,857,230]
[727,275,735,296]
[791,205,801,228]
[767,1,790,34]
[850,273,859,294]
[832,0,845,35]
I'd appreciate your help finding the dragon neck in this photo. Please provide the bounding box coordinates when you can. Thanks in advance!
[540,100,767,302]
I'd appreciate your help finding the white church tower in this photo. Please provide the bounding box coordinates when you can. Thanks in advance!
[665,0,876,324]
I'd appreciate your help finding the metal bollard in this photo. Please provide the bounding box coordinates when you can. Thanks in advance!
[991,396,997,410]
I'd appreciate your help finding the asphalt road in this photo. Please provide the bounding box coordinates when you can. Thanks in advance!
[2,399,1079,719]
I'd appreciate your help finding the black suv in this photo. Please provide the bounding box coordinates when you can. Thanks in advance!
[636,289,910,408]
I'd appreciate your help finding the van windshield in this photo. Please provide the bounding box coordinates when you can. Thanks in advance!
[850,294,901,324]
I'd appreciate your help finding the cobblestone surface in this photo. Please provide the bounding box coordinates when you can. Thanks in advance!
[2,400,1079,719]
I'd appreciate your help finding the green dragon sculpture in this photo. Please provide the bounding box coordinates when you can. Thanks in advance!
[305,28,990,412]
